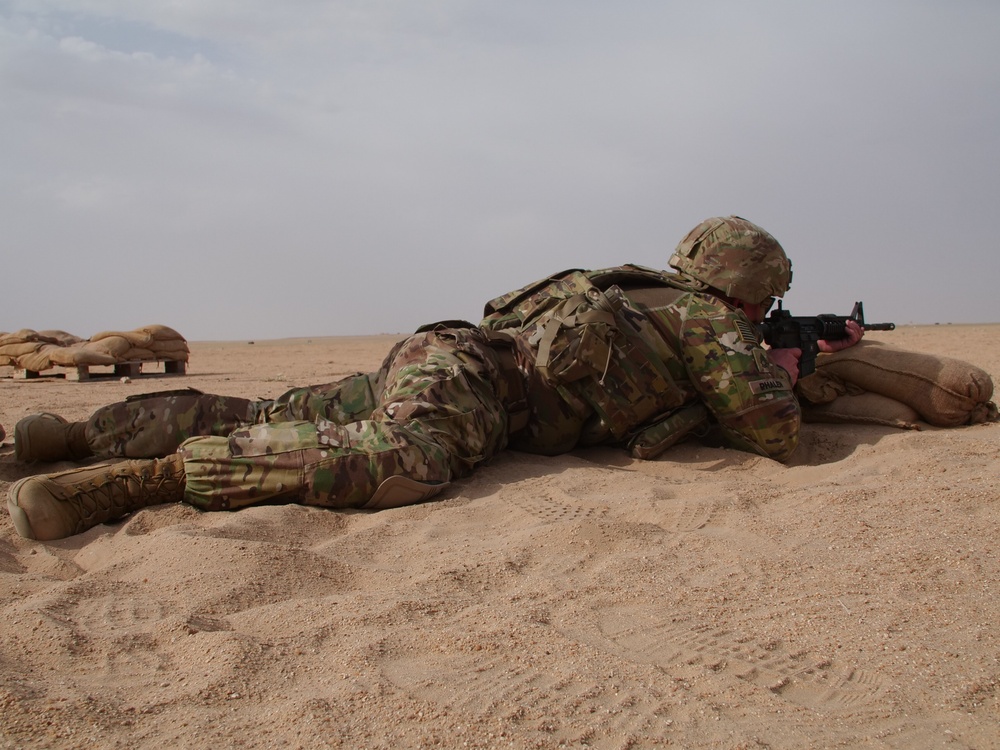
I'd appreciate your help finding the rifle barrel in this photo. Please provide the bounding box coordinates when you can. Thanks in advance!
[864,322,896,331]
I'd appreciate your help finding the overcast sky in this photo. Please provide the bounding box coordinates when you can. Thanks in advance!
[2,1,998,341]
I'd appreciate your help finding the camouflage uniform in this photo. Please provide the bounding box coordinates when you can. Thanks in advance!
[84,326,511,511]
[479,265,799,461]
[71,264,798,513]
[622,285,799,459]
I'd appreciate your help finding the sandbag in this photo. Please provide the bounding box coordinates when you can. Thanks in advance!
[138,324,186,342]
[36,330,85,346]
[85,335,134,358]
[148,340,190,357]
[795,369,848,405]
[47,345,117,367]
[16,346,57,372]
[90,325,187,350]
[0,329,41,345]
[813,341,997,427]
[149,347,190,361]
[801,392,922,430]
[91,329,154,347]
[122,347,158,361]
[0,341,45,358]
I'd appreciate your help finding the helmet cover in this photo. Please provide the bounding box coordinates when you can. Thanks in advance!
[669,216,792,304]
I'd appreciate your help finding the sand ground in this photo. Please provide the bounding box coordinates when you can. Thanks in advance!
[1,326,997,749]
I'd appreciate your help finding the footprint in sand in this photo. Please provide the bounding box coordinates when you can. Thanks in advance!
[561,608,886,713]
[380,648,678,743]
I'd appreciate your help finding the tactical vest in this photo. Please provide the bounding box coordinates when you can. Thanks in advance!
[481,264,698,451]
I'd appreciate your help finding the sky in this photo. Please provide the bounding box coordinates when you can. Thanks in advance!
[2,1,998,341]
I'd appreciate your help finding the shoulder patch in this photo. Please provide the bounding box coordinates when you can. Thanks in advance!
[748,378,787,395]
[734,318,759,344]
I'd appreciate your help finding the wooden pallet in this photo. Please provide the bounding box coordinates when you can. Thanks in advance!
[11,359,187,381]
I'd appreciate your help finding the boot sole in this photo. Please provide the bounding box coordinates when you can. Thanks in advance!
[7,478,38,540]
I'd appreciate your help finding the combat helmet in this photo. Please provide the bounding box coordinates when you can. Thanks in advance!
[669,216,792,305]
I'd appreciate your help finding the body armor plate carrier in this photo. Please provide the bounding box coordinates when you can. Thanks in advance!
[481,265,692,446]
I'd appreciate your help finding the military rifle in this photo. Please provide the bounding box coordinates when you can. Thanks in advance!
[758,301,895,377]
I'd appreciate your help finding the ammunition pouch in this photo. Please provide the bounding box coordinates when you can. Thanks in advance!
[627,403,710,460]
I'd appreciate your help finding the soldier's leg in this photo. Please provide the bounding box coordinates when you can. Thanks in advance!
[85,389,262,459]
[87,367,396,458]
[263,371,384,424]
[261,337,404,424]
[8,455,186,540]
[13,389,262,462]
[17,367,392,463]
[178,329,510,512]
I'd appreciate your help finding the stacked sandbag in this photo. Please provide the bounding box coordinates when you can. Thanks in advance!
[797,340,998,428]
[1,325,188,372]
[88,324,189,364]
[0,331,40,367]
[21,343,118,371]
[0,330,86,368]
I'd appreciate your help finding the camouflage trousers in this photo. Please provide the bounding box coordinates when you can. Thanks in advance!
[86,328,512,511]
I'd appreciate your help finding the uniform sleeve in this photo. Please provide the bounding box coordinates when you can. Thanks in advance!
[675,296,800,461]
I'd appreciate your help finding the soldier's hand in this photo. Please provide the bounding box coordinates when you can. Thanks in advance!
[767,348,801,386]
[818,320,864,353]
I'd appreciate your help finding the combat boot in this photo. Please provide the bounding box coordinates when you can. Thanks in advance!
[14,413,92,463]
[7,455,186,541]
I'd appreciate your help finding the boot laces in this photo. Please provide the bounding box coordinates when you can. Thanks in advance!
[64,463,180,529]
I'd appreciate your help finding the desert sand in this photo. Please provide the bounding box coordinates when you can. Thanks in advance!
[1,325,997,750]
